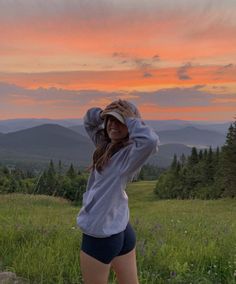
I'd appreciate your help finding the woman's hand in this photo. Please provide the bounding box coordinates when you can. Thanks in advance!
[100,100,136,119]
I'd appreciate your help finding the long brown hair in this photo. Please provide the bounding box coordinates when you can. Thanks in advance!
[90,120,130,172]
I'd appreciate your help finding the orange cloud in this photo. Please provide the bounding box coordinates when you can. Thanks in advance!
[1,80,235,122]
[139,104,236,121]
[1,65,236,91]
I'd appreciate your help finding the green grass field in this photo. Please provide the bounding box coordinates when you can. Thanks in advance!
[0,181,235,283]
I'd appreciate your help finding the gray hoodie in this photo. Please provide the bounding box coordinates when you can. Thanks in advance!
[76,107,160,237]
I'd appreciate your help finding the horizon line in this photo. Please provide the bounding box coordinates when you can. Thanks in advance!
[0,117,232,124]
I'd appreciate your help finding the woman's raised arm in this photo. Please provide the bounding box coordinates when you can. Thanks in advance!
[84,107,105,146]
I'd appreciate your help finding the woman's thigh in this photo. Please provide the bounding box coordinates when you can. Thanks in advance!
[111,222,138,283]
[111,248,139,284]
[80,250,111,284]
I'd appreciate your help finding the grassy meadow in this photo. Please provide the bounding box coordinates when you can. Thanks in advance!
[0,181,235,283]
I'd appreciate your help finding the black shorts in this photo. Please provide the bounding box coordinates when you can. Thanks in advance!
[81,222,136,264]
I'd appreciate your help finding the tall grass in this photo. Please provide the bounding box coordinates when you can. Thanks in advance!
[0,181,235,283]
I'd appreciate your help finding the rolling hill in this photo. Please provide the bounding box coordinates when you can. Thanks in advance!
[0,124,94,166]
[157,126,226,148]
[147,143,192,168]
[0,118,83,133]
[69,125,87,137]
[145,120,230,134]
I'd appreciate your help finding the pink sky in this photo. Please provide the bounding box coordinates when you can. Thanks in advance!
[0,0,236,121]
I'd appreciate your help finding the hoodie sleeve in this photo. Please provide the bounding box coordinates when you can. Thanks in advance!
[84,107,106,146]
[120,117,160,177]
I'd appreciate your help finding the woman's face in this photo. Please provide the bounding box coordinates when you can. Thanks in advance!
[106,115,129,143]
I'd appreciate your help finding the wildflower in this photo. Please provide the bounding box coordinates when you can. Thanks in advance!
[170,271,177,278]
[133,217,140,226]
[137,239,146,256]
[151,249,158,256]
[152,223,162,232]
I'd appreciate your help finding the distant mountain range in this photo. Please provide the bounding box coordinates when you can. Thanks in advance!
[0,123,194,169]
[0,118,83,133]
[143,120,230,134]
[157,126,225,148]
[70,125,226,148]
[0,118,229,170]
[0,118,231,134]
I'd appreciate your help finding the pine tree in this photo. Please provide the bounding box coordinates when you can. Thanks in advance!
[2,166,10,175]
[206,147,215,183]
[171,154,178,171]
[67,163,77,179]
[215,147,220,162]
[48,160,56,176]
[220,119,236,197]
[180,153,186,166]
[188,147,198,166]
[58,160,63,176]
[176,161,181,176]
[46,160,57,195]
[203,149,208,160]
[198,150,203,160]
[9,177,19,193]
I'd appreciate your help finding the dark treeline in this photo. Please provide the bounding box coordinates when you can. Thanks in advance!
[0,160,88,203]
[138,164,165,181]
[0,159,162,202]
[155,119,236,199]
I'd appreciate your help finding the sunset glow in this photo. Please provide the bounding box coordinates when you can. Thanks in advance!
[0,0,236,121]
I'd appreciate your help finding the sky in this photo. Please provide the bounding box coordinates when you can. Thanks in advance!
[0,0,236,122]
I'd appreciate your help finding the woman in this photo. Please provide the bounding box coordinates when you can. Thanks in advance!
[77,99,159,284]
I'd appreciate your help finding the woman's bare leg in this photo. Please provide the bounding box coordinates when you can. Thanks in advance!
[80,250,111,284]
[111,247,139,284]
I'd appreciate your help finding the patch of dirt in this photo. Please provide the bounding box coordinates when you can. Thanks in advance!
[0,272,29,284]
